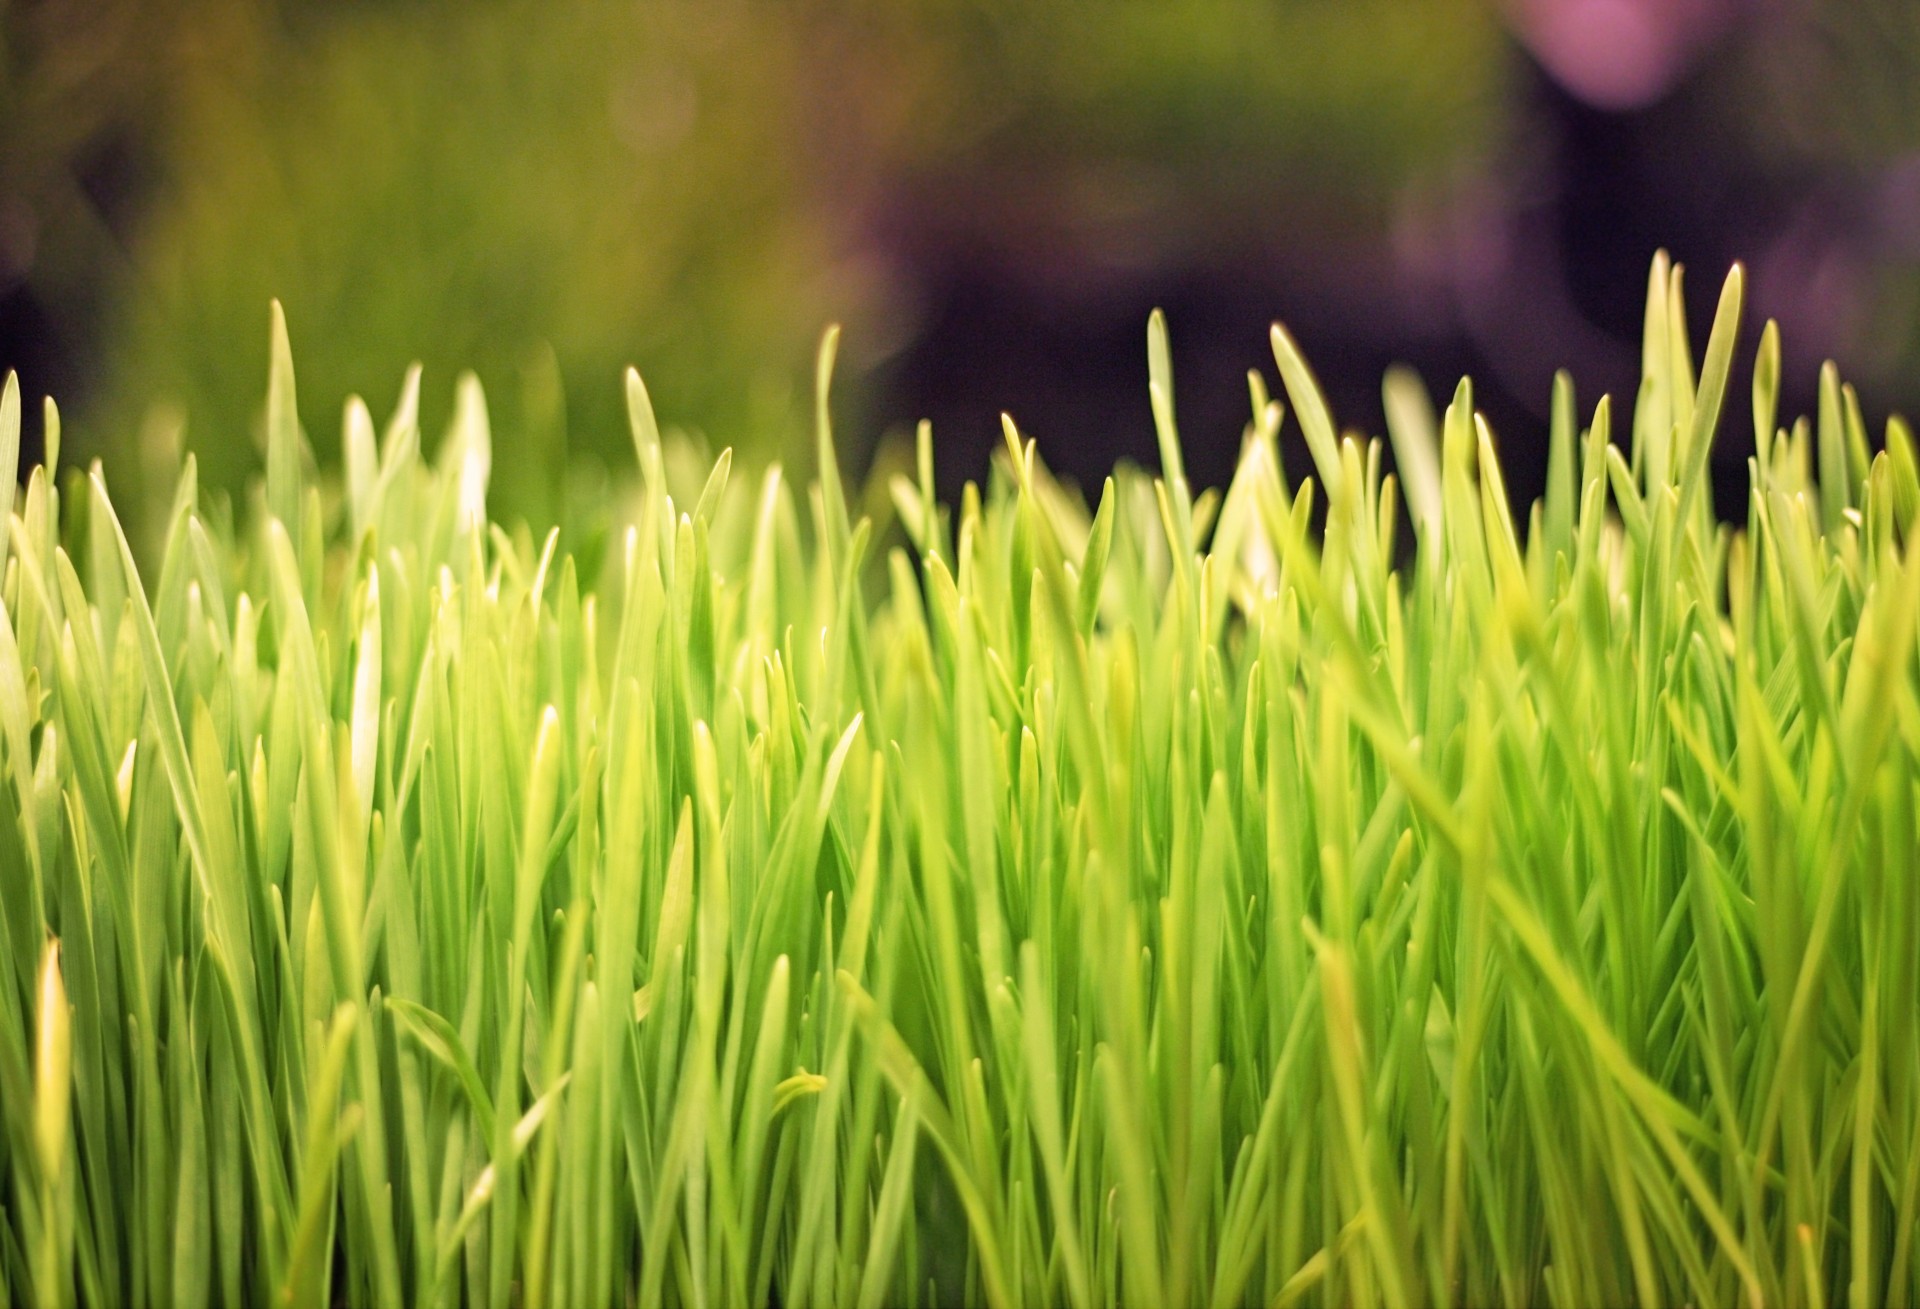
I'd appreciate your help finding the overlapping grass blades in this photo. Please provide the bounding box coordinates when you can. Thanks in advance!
[3,256,1920,1307]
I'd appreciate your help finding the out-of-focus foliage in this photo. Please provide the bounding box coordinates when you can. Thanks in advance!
[14,0,1504,528]
[15,0,1919,539]
[1738,0,1920,374]
[0,0,168,372]
[95,0,868,529]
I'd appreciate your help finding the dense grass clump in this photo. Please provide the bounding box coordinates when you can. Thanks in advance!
[3,257,1920,1308]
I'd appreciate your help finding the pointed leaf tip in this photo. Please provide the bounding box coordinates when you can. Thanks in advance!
[266,299,303,531]
[1147,309,1172,407]
[42,396,59,479]
[0,373,18,560]
[624,366,661,469]
[998,412,1024,475]
[1673,260,1745,525]
[383,362,423,463]
[1146,309,1188,494]
[1754,318,1781,449]
[1383,365,1441,535]
[451,371,492,535]
[1270,322,1341,499]
[815,325,850,560]
[816,324,842,396]
[33,938,70,1179]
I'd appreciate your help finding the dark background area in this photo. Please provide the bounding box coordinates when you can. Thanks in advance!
[3,0,1918,534]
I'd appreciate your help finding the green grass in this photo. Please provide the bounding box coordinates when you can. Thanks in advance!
[3,254,1920,1308]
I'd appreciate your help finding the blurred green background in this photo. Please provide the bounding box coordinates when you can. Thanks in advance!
[3,0,1918,533]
